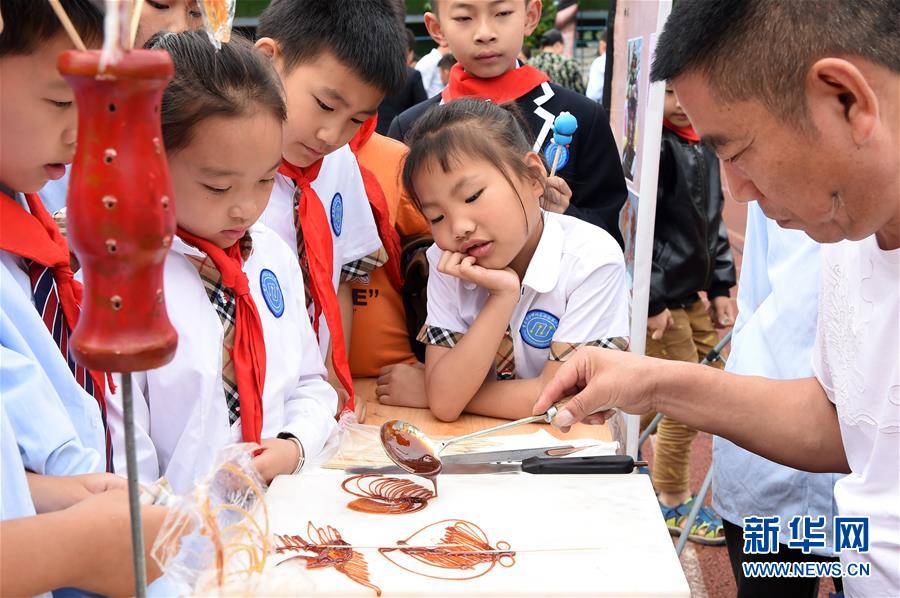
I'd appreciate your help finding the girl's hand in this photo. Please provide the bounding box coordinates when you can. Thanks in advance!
[251,437,301,482]
[543,176,572,214]
[438,250,520,297]
[376,362,427,408]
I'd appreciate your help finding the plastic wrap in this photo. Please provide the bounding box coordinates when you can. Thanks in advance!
[199,0,236,49]
[151,444,275,594]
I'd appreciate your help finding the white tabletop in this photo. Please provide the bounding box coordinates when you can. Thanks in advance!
[262,469,690,597]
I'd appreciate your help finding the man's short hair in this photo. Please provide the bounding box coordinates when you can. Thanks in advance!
[651,0,900,124]
[257,0,407,94]
[0,0,104,57]
[540,29,563,49]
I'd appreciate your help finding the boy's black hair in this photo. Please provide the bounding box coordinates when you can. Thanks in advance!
[146,31,286,154]
[437,53,456,71]
[0,0,104,57]
[405,27,416,54]
[257,0,407,94]
[650,0,900,125]
[539,29,563,49]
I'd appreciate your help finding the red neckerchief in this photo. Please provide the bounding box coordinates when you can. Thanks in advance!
[0,191,108,400]
[663,118,700,143]
[349,115,403,293]
[442,62,549,104]
[277,158,355,414]
[177,227,266,444]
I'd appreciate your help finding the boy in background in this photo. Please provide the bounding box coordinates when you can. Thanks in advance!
[388,0,626,246]
[640,83,736,545]
[256,0,408,416]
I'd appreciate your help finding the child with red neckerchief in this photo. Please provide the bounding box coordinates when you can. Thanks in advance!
[388,0,627,248]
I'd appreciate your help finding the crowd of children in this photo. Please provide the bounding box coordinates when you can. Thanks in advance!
[0,0,736,594]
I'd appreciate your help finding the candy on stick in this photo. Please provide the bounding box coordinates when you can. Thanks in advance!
[547,111,578,177]
[199,0,236,48]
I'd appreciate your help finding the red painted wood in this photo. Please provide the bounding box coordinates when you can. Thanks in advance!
[59,50,178,372]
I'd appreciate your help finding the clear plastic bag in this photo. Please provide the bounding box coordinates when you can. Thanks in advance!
[151,444,277,594]
[199,0,236,49]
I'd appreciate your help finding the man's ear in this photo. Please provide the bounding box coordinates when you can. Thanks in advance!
[524,0,543,37]
[423,12,446,47]
[807,57,879,147]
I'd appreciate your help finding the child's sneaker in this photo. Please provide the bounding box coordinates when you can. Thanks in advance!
[659,496,726,545]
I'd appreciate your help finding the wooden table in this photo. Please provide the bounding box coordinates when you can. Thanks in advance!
[353,377,613,443]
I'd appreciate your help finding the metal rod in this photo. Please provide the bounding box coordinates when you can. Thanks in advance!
[440,412,550,450]
[675,465,715,556]
[639,330,734,450]
[276,544,603,554]
[122,373,148,598]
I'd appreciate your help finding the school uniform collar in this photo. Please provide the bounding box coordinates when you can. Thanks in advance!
[521,211,563,294]
[172,224,260,258]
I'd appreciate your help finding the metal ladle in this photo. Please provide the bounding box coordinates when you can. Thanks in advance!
[380,405,562,476]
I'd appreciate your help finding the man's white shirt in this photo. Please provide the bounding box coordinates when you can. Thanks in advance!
[812,234,899,597]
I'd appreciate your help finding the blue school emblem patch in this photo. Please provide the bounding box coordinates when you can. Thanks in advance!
[330,193,343,237]
[543,141,570,171]
[520,309,559,349]
[259,269,284,318]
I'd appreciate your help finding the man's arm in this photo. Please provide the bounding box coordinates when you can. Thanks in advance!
[534,348,849,473]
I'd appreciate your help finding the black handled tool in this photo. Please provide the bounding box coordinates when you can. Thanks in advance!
[521,455,647,474]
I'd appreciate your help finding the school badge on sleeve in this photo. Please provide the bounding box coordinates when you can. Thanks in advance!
[330,192,344,236]
[259,269,285,318]
[520,309,559,349]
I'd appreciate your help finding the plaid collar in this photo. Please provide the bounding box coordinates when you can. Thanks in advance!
[172,226,256,261]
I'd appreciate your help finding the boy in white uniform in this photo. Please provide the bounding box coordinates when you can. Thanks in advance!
[256,0,408,414]
[0,0,108,475]
[107,32,337,493]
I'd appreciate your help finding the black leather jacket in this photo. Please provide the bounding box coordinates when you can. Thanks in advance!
[649,129,736,316]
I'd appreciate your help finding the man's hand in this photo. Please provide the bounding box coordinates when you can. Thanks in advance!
[376,362,428,408]
[709,295,736,328]
[438,250,520,297]
[543,176,572,214]
[647,308,675,341]
[250,438,301,483]
[26,472,127,514]
[532,348,659,431]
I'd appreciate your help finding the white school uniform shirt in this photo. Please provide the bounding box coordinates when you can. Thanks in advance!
[415,47,446,98]
[419,211,630,377]
[106,223,338,494]
[259,144,385,356]
[0,196,104,477]
[812,235,899,598]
